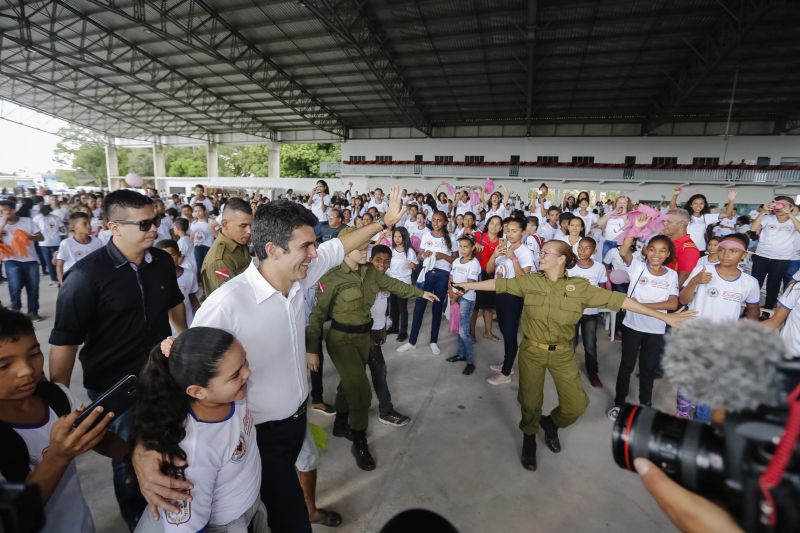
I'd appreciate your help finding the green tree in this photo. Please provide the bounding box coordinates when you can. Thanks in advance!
[219,145,270,176]
[280,143,342,178]
[118,148,154,176]
[164,147,206,177]
[52,126,107,185]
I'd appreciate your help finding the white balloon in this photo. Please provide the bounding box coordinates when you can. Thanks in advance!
[125,172,143,187]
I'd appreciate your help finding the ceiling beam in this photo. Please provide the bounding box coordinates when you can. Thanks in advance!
[643,0,779,133]
[84,0,346,137]
[524,0,538,136]
[299,0,431,136]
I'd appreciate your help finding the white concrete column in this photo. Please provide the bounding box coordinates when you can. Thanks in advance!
[105,138,119,190]
[206,142,219,177]
[152,142,166,178]
[268,142,281,178]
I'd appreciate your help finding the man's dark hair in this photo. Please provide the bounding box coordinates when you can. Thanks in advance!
[223,197,252,216]
[0,308,34,344]
[155,239,179,253]
[527,215,539,227]
[0,200,15,209]
[329,208,341,220]
[371,244,391,258]
[252,200,318,261]
[547,205,560,214]
[104,189,153,220]
[558,212,574,224]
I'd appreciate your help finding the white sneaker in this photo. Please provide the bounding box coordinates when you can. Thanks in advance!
[487,372,512,385]
[430,343,441,355]
[397,342,415,353]
[489,363,514,375]
[607,406,620,421]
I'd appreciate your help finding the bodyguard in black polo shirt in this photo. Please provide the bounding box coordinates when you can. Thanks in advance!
[49,189,186,531]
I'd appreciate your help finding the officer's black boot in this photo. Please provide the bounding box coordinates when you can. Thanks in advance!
[521,434,537,471]
[333,412,353,441]
[350,430,376,471]
[540,415,562,453]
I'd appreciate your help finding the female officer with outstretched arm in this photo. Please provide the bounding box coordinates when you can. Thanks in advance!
[455,239,695,471]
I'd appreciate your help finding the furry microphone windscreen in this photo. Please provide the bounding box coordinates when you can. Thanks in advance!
[662,319,787,412]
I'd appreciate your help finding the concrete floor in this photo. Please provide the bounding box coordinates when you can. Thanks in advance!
[24,279,676,533]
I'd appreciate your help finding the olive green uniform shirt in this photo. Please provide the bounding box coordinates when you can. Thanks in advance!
[201,232,251,295]
[306,262,423,350]
[496,273,626,346]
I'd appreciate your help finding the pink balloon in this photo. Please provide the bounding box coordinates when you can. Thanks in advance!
[410,235,421,252]
[484,179,495,194]
[609,269,630,285]
[125,172,143,187]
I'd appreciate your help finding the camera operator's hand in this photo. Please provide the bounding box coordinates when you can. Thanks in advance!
[635,458,742,533]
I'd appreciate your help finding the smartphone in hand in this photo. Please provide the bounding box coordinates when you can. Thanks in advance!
[73,375,138,429]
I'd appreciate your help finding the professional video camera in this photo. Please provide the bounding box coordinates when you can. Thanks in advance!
[611,320,800,533]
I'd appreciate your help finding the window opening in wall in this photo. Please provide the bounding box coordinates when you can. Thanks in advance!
[435,155,454,163]
[756,157,770,166]
[509,155,520,177]
[350,155,366,162]
[375,155,392,162]
[465,155,485,164]
[571,156,595,165]
[537,156,559,164]
[414,154,423,163]
[692,157,719,167]
[652,157,678,166]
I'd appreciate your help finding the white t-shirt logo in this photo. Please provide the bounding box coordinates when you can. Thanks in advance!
[707,287,719,298]
[230,432,247,463]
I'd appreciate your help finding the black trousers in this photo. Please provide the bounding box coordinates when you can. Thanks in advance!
[388,294,409,335]
[496,292,524,376]
[614,325,664,407]
[573,314,599,375]
[255,411,311,533]
[751,254,788,309]
[369,330,394,415]
[310,339,325,404]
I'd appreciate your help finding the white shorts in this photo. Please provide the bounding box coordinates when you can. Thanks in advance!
[294,425,319,472]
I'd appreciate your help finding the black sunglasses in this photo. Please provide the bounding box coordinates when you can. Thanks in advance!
[113,217,161,232]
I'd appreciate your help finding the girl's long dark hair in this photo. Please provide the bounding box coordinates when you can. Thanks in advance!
[393,226,413,259]
[135,327,235,463]
[433,211,452,250]
[683,194,710,215]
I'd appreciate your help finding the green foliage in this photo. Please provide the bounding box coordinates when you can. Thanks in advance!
[280,143,341,178]
[119,148,154,176]
[219,145,270,176]
[52,126,107,185]
[165,147,207,177]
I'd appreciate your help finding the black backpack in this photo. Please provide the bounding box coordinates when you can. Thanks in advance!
[0,381,71,482]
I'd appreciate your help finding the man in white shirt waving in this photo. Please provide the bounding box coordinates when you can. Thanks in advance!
[133,187,409,533]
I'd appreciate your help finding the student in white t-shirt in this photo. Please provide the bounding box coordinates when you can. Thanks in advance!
[524,215,542,271]
[190,203,217,271]
[173,217,197,273]
[134,327,267,533]
[485,217,535,385]
[307,180,331,223]
[597,196,632,257]
[0,309,126,533]
[386,227,418,343]
[573,198,598,234]
[567,237,607,388]
[696,236,720,268]
[763,278,800,361]
[680,234,761,324]
[446,235,482,376]
[558,216,585,255]
[608,215,679,421]
[367,188,389,215]
[670,187,737,252]
[537,205,561,242]
[398,211,456,356]
[750,197,800,309]
[56,212,103,284]
[157,240,200,335]
[0,201,44,318]
[34,205,64,285]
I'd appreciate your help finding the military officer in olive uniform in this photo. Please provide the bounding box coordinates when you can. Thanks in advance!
[306,227,438,471]
[200,198,252,295]
[455,240,694,471]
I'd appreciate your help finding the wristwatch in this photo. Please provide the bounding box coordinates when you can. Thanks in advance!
[379,219,389,230]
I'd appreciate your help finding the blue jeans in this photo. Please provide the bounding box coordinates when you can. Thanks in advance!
[784,259,800,286]
[409,269,449,345]
[194,244,210,274]
[40,246,59,282]
[456,296,476,364]
[87,388,146,531]
[5,260,39,314]
[602,239,619,258]
[751,254,789,309]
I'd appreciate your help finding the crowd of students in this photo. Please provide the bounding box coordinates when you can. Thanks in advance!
[0,178,799,533]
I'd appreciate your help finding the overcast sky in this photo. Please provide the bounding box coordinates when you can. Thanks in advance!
[0,101,66,175]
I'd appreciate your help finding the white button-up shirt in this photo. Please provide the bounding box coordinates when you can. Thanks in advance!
[192,238,344,424]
